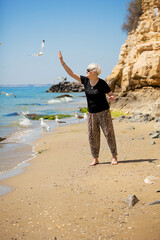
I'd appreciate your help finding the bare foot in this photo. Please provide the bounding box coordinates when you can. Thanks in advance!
[89,159,99,166]
[111,156,118,165]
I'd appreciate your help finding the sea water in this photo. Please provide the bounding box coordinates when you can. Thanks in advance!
[0,86,86,174]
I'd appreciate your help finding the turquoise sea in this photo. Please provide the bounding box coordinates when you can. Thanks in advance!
[0,86,86,174]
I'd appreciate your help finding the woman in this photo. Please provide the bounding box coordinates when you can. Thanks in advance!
[57,51,118,166]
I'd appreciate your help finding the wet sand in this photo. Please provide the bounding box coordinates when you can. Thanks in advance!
[0,120,160,240]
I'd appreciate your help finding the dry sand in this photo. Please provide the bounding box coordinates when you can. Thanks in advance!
[0,119,160,240]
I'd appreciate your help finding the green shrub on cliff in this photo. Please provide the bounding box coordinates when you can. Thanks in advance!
[111,110,128,118]
[122,0,142,33]
[79,108,128,118]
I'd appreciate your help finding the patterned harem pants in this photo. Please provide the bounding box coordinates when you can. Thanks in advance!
[88,109,117,158]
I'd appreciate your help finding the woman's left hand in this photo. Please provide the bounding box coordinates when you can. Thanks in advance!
[108,91,115,102]
[108,95,115,102]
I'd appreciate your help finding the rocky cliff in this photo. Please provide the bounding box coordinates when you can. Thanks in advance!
[107,0,160,92]
[107,0,160,116]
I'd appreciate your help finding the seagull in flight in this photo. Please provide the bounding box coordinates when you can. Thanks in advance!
[30,40,45,56]
[39,118,50,132]
[0,91,16,98]
[55,116,66,126]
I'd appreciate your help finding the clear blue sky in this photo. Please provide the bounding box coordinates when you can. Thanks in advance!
[0,0,128,85]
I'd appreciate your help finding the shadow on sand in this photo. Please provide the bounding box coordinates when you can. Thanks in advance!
[100,158,158,165]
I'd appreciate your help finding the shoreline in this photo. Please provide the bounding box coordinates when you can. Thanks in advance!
[0,126,41,196]
[0,144,37,196]
[0,125,42,172]
[0,117,86,196]
[0,120,160,240]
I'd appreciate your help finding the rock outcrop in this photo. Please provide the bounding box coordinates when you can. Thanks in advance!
[46,81,84,93]
[107,0,160,116]
[107,0,160,92]
[112,87,160,116]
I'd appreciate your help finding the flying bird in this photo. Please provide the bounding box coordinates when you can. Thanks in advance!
[55,116,66,126]
[30,40,45,56]
[0,91,16,98]
[39,118,50,131]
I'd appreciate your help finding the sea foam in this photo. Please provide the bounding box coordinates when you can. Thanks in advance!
[19,118,32,127]
[48,97,73,104]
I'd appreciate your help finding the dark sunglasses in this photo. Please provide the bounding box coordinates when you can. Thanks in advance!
[86,69,92,72]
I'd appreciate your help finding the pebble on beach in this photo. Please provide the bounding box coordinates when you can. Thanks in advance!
[126,195,139,207]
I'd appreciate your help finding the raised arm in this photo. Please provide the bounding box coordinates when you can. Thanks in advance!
[57,51,81,82]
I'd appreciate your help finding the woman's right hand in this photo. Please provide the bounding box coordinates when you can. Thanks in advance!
[58,51,64,64]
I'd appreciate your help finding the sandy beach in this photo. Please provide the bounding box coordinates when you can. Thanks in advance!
[0,119,160,240]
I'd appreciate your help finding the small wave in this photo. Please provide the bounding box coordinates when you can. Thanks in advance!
[1,118,33,132]
[0,128,34,144]
[17,103,47,106]
[48,97,72,104]
[4,112,19,117]
[3,111,29,117]
[19,118,32,127]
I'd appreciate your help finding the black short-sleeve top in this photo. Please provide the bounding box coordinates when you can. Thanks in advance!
[80,76,111,113]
